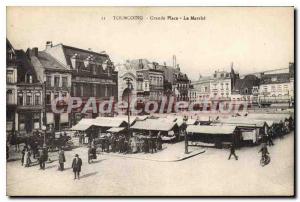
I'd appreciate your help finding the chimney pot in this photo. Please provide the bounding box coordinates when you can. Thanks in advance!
[46,41,53,49]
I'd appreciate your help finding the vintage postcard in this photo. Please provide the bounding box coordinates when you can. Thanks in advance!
[6,7,294,196]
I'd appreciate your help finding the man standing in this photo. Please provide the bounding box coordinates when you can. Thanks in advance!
[39,147,47,170]
[88,146,92,164]
[72,154,82,180]
[58,148,66,171]
[228,144,238,160]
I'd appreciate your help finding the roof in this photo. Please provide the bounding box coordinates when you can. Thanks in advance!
[186,119,197,125]
[70,117,127,130]
[187,125,236,134]
[70,119,95,131]
[217,118,267,128]
[93,117,127,128]
[106,127,125,133]
[62,44,110,67]
[15,50,40,84]
[260,73,290,84]
[131,118,177,131]
[234,75,260,93]
[246,113,292,123]
[37,51,69,70]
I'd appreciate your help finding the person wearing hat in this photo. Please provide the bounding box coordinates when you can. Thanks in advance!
[72,154,82,180]
[58,148,66,171]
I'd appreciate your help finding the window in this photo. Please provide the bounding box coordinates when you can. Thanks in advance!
[226,83,229,90]
[221,83,224,90]
[93,85,97,96]
[6,70,14,83]
[271,77,277,82]
[93,65,97,75]
[26,94,32,105]
[46,93,51,104]
[35,94,40,105]
[7,90,13,103]
[80,85,83,97]
[61,92,67,98]
[18,94,23,105]
[277,85,282,92]
[54,76,60,87]
[46,75,52,86]
[271,85,276,92]
[62,77,68,88]
[25,74,32,83]
[73,83,77,97]
[54,92,59,100]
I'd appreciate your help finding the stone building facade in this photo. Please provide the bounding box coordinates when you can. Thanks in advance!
[29,46,72,131]
[43,42,118,123]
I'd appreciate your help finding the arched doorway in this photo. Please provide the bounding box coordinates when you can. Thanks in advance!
[122,88,132,102]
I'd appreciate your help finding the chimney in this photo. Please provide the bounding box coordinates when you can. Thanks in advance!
[46,41,53,50]
[139,59,143,69]
[173,55,177,68]
[31,47,38,57]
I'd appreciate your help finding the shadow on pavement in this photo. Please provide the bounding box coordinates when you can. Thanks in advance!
[80,171,98,179]
[90,159,106,164]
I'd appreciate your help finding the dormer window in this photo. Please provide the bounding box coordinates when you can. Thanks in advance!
[25,73,32,84]
[71,53,79,69]
[84,55,94,68]
[271,77,277,82]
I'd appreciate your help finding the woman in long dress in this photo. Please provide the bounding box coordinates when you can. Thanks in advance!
[24,149,31,167]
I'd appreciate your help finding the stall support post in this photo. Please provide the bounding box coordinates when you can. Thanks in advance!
[185,132,188,154]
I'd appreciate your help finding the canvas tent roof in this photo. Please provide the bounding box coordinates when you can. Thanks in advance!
[131,118,177,131]
[70,117,127,131]
[246,113,292,123]
[186,119,197,125]
[70,124,92,131]
[106,127,125,133]
[93,117,127,128]
[70,118,95,131]
[187,125,236,135]
[217,117,267,128]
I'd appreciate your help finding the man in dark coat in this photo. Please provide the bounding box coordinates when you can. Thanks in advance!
[58,148,66,171]
[88,146,93,164]
[228,144,238,160]
[72,154,82,180]
[38,148,46,170]
[157,134,162,150]
[21,146,27,166]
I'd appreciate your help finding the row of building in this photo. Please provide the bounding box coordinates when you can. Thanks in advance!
[6,39,294,135]
[189,63,294,106]
[6,40,191,134]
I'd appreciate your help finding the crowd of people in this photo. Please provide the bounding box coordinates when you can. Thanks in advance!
[93,134,163,154]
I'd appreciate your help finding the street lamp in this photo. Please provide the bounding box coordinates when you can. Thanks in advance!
[124,77,133,137]
[43,77,47,147]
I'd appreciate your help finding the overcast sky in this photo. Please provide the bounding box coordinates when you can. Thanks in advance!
[7,7,294,81]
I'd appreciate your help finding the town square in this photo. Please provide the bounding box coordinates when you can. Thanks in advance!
[5,7,295,196]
